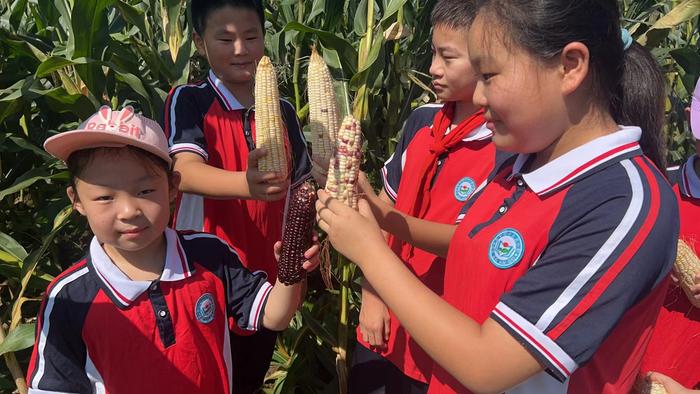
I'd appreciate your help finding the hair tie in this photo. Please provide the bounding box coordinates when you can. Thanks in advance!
[621,28,633,51]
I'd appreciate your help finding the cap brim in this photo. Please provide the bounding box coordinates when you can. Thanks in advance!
[44,129,172,165]
[691,96,700,140]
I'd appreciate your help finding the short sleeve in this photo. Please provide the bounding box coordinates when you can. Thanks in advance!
[382,105,442,202]
[163,85,209,160]
[490,163,679,382]
[218,242,274,334]
[28,276,92,394]
[281,99,312,186]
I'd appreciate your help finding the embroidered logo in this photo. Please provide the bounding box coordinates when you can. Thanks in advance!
[454,177,477,202]
[195,293,215,324]
[488,228,525,269]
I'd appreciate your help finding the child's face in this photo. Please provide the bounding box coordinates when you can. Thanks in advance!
[430,25,478,103]
[68,151,175,257]
[194,6,264,85]
[467,16,568,153]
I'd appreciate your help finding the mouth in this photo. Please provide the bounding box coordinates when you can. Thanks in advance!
[230,61,253,68]
[120,227,147,235]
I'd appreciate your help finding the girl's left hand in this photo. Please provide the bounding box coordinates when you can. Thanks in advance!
[316,189,386,267]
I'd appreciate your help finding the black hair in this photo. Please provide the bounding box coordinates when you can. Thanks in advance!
[67,146,172,193]
[190,0,265,35]
[431,0,477,31]
[473,0,667,169]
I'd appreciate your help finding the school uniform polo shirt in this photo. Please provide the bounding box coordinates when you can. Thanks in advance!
[164,70,312,282]
[359,104,511,383]
[430,127,679,393]
[27,228,272,394]
[640,155,700,389]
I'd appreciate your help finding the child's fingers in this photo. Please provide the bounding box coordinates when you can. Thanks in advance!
[647,371,687,392]
[247,148,267,167]
[303,243,320,259]
[273,241,282,261]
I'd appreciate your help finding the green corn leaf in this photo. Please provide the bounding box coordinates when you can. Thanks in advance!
[0,324,36,356]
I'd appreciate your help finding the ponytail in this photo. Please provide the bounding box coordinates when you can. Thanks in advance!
[611,42,667,171]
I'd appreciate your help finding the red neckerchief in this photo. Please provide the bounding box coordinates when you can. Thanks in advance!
[388,103,485,259]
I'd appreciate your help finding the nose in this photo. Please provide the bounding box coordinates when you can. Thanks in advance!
[472,80,487,109]
[429,57,442,80]
[233,38,249,56]
[116,196,142,221]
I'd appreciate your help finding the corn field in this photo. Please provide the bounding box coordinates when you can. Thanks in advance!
[0,0,698,393]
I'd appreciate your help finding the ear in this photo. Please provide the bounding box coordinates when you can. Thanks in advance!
[67,186,86,216]
[685,107,691,124]
[169,171,181,204]
[559,42,590,96]
[193,31,207,57]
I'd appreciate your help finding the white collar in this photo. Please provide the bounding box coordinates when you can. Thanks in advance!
[462,123,492,142]
[89,228,193,307]
[207,70,245,111]
[510,126,643,196]
[680,155,700,199]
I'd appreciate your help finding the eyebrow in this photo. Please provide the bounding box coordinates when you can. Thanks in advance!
[91,173,160,188]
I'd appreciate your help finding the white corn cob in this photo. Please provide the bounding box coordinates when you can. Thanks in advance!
[325,115,363,209]
[307,46,340,175]
[255,56,288,175]
[675,239,700,299]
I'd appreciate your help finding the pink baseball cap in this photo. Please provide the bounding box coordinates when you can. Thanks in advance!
[44,105,171,165]
[691,78,700,140]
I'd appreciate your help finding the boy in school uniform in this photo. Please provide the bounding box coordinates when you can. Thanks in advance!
[163,0,311,391]
[640,82,700,393]
[349,1,511,392]
[28,107,316,394]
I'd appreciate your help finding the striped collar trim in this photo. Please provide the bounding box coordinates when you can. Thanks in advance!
[89,228,193,307]
[510,126,643,196]
[207,70,245,111]
[679,155,700,199]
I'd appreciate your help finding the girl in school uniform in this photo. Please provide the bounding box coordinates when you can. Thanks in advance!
[316,0,678,393]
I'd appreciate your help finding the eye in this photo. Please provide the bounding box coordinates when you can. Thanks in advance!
[95,195,113,202]
[138,189,156,196]
[246,36,259,41]
[482,73,495,81]
[218,38,232,43]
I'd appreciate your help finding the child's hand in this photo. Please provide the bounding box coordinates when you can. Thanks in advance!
[316,189,386,267]
[647,372,699,393]
[272,233,321,272]
[247,148,289,201]
[359,281,391,349]
[357,171,377,199]
[311,158,329,188]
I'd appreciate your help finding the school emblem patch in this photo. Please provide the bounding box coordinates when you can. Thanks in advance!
[488,228,525,269]
[195,293,215,324]
[454,177,477,202]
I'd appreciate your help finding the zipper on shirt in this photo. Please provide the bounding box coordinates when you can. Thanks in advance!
[243,107,256,152]
[468,176,526,238]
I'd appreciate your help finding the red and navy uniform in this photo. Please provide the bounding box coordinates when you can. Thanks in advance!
[353,104,512,386]
[431,127,679,393]
[163,70,311,283]
[640,155,700,390]
[27,228,272,394]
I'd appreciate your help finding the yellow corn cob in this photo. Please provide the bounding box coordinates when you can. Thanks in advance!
[325,115,363,209]
[675,239,700,299]
[307,46,340,175]
[255,56,288,175]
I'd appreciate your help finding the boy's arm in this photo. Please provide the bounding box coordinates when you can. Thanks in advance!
[359,173,456,258]
[261,279,305,331]
[173,150,288,201]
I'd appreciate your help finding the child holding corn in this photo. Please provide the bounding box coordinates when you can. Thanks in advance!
[318,0,680,392]
[350,1,511,392]
[28,107,318,394]
[639,79,700,393]
[162,0,312,391]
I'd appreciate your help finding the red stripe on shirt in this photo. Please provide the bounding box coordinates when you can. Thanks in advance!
[493,308,572,378]
[163,86,176,138]
[252,284,273,330]
[539,143,639,195]
[548,157,660,339]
